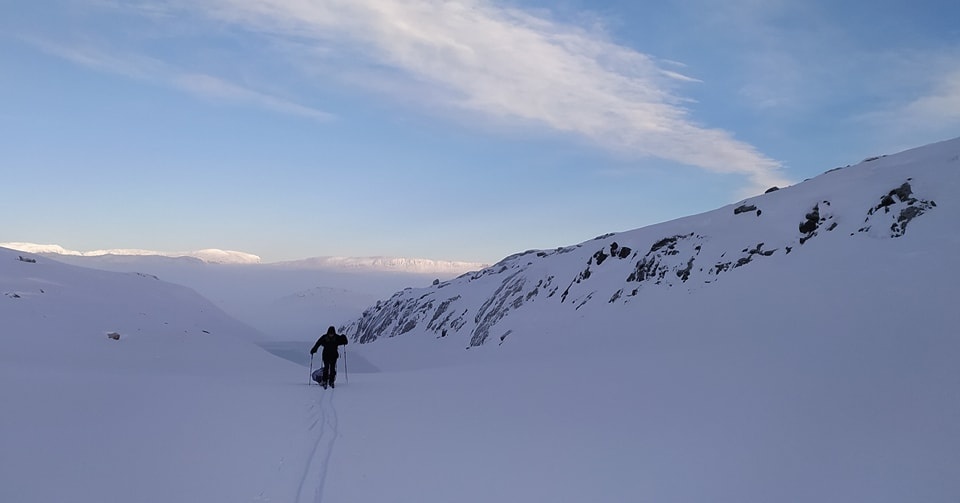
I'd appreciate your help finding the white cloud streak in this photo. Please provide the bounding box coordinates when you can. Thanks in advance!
[26,0,788,191]
[173,0,789,191]
[172,73,333,121]
[26,36,333,122]
[900,70,960,128]
[856,62,960,148]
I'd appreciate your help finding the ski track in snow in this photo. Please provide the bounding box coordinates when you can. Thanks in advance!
[297,388,339,503]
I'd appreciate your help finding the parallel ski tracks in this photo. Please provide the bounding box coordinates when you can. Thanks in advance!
[297,389,339,503]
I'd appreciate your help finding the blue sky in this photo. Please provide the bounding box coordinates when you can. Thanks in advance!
[2,0,958,263]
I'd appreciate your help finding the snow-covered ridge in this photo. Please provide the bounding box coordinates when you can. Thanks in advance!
[344,136,960,347]
[0,243,262,264]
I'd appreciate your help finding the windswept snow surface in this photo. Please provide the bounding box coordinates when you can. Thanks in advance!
[3,137,960,502]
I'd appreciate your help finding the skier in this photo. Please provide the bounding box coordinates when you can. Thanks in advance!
[310,326,349,388]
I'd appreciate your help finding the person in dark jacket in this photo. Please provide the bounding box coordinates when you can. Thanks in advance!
[310,326,348,388]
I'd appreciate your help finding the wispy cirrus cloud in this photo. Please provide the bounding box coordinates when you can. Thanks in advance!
[28,0,789,191]
[855,58,960,148]
[679,0,960,142]
[171,73,333,121]
[899,70,960,128]
[25,35,333,122]
[147,0,790,192]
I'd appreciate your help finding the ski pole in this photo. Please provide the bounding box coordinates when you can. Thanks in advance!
[343,347,349,384]
[309,353,314,385]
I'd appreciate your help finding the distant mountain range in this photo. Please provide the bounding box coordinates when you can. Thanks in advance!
[0,243,488,274]
[270,256,489,275]
[0,243,263,265]
[0,243,488,342]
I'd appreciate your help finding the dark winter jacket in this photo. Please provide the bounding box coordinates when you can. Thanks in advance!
[311,332,348,360]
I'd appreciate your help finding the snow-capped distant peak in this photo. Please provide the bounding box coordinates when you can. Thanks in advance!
[0,242,78,256]
[271,256,488,275]
[0,243,484,272]
[0,243,262,265]
[187,249,262,264]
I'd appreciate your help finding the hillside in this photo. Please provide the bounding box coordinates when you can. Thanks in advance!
[0,249,486,341]
[319,137,960,502]
[0,247,322,502]
[344,137,960,352]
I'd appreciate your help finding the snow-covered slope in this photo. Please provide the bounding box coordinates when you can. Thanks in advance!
[0,248,269,362]
[16,253,470,342]
[319,137,960,502]
[0,247,323,502]
[345,137,960,350]
[1,248,487,342]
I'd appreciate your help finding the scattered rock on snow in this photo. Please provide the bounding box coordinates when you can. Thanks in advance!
[799,205,821,235]
[859,181,936,237]
[798,201,836,244]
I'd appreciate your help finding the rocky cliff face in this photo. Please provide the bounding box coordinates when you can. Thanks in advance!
[343,138,958,348]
